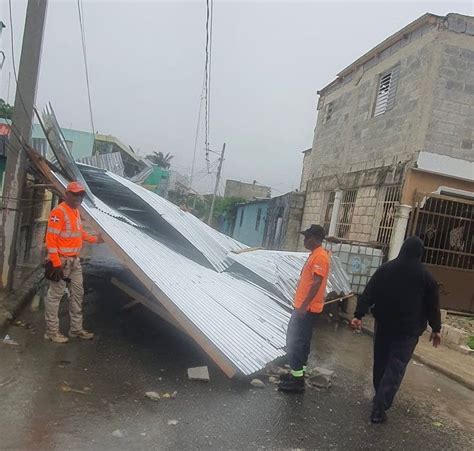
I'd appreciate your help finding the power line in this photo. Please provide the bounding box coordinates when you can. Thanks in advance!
[76,0,96,136]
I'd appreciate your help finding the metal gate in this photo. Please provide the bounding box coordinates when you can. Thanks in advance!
[407,193,473,312]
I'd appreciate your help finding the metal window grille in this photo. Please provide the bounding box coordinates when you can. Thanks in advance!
[255,208,262,231]
[376,185,401,244]
[374,65,400,117]
[323,191,336,234]
[336,190,357,239]
[410,195,473,270]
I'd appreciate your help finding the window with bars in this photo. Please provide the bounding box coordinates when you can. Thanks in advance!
[376,185,401,244]
[336,190,357,238]
[323,191,336,234]
[411,196,473,270]
[373,65,400,117]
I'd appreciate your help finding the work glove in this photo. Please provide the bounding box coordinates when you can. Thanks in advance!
[45,261,64,282]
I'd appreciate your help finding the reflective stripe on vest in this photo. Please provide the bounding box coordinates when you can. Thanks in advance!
[48,247,58,253]
[58,246,82,254]
[59,231,82,238]
[47,227,61,235]
[57,205,72,231]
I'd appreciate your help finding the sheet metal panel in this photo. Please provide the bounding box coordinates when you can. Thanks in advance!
[228,250,352,305]
[104,171,247,272]
[79,152,125,177]
[81,203,289,375]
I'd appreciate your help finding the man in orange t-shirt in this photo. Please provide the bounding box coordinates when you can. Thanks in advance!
[279,224,329,393]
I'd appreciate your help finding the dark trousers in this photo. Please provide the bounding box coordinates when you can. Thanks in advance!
[286,311,317,371]
[373,323,419,411]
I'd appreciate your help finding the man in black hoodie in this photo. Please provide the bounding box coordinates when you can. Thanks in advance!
[350,236,441,423]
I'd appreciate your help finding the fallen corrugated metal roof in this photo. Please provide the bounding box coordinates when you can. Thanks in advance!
[228,250,351,306]
[72,177,290,375]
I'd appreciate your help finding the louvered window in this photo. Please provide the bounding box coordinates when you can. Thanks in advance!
[373,65,400,117]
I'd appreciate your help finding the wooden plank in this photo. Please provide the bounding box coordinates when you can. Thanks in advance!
[111,277,185,332]
[26,148,238,378]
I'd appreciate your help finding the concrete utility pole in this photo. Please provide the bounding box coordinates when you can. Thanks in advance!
[0,0,48,290]
[207,142,226,225]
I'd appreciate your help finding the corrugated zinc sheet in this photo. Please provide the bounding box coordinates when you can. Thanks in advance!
[80,202,289,375]
[79,152,125,177]
[228,250,352,305]
[104,170,248,272]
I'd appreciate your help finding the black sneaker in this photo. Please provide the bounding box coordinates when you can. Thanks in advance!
[370,407,387,424]
[278,375,305,393]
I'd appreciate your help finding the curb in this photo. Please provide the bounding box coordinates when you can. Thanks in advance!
[339,312,474,392]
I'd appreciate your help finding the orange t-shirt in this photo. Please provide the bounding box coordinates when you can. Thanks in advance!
[294,246,330,313]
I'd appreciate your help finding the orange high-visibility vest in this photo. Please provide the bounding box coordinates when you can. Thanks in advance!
[45,202,97,267]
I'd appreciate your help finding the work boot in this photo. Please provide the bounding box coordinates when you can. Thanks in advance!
[370,405,388,424]
[69,329,94,340]
[44,333,69,344]
[278,375,305,393]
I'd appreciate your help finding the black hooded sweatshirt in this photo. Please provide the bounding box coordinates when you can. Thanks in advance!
[354,236,441,337]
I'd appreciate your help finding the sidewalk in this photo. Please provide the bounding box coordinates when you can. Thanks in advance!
[0,266,43,332]
[341,313,474,391]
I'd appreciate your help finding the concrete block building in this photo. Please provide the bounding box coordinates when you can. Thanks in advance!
[300,13,474,311]
[224,179,271,201]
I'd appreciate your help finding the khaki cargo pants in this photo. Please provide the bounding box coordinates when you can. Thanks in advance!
[44,256,84,336]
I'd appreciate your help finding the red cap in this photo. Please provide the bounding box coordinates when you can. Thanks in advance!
[67,181,86,193]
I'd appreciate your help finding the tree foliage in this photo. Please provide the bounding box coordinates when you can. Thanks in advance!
[145,151,174,169]
[0,99,13,120]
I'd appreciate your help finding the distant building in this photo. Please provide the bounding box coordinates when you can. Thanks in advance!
[224,179,271,200]
[93,134,148,179]
[232,199,269,247]
[300,13,474,312]
[263,192,306,251]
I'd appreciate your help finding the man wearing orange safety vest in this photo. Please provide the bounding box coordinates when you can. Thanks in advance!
[44,181,103,343]
[279,224,329,393]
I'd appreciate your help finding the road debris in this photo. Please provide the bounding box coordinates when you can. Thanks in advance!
[268,376,279,384]
[432,421,443,428]
[2,335,19,346]
[58,360,71,368]
[250,378,266,388]
[145,391,161,401]
[307,367,334,389]
[58,382,88,395]
[112,429,124,438]
[167,420,178,426]
[188,366,210,382]
[413,361,424,367]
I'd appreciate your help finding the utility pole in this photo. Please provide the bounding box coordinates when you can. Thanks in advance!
[207,142,226,225]
[0,0,48,290]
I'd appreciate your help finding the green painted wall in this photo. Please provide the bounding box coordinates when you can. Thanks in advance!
[31,124,94,160]
[143,166,169,193]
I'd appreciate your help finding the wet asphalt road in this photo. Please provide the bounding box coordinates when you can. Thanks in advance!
[1,273,473,450]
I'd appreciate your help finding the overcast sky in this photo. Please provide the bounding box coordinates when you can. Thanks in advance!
[1,0,473,195]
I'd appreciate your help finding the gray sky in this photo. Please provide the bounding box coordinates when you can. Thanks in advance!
[1,0,473,195]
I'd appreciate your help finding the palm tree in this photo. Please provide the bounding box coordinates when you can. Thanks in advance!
[145,151,174,169]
